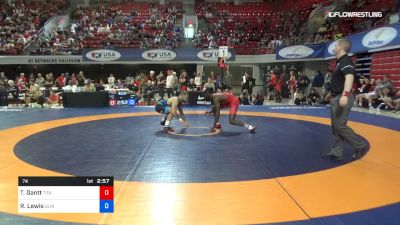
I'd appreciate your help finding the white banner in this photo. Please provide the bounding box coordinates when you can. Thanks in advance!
[219,46,229,58]
[0,56,83,64]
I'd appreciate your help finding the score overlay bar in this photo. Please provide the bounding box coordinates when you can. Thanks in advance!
[18,177,114,213]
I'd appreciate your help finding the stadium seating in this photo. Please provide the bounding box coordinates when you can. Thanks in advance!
[76,2,183,49]
[194,0,326,54]
[323,0,395,40]
[29,1,183,54]
[371,50,400,89]
[0,0,68,55]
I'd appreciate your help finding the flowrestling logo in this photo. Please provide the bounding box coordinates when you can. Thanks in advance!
[278,45,314,58]
[197,49,232,61]
[328,12,382,18]
[86,50,121,61]
[362,27,397,48]
[142,50,176,61]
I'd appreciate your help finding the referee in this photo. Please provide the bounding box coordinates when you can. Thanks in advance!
[323,39,367,161]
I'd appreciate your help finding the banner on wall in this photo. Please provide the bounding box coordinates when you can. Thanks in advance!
[276,44,326,59]
[0,56,83,64]
[83,48,236,62]
[278,23,400,60]
[325,24,400,57]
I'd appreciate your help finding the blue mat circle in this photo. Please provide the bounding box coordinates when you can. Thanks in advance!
[14,114,367,183]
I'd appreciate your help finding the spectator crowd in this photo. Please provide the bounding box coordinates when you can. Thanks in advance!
[0,0,68,55]
[30,1,183,55]
[262,68,399,113]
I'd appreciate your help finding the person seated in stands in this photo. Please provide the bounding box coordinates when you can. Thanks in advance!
[307,88,321,105]
[0,81,7,106]
[6,80,19,103]
[108,73,116,87]
[253,90,265,105]
[376,86,394,111]
[382,75,393,93]
[45,73,54,88]
[30,92,45,108]
[354,79,379,108]
[355,78,371,107]
[25,79,41,107]
[16,76,27,92]
[56,73,66,87]
[115,79,125,89]
[63,80,78,93]
[297,72,310,95]
[187,79,196,92]
[46,90,61,108]
[215,75,223,91]
[0,72,7,82]
[77,72,85,87]
[70,73,78,85]
[142,80,157,106]
[294,86,308,105]
[149,71,157,87]
[388,90,400,113]
[366,79,386,109]
[83,79,96,92]
[95,80,105,91]
[19,73,27,84]
[194,72,203,91]
[240,89,251,105]
[203,77,215,93]
[129,76,141,93]
[36,73,45,87]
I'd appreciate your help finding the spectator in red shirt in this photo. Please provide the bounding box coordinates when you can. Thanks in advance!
[56,73,65,87]
[270,71,284,102]
[19,73,27,83]
[71,73,78,85]
[17,78,26,92]
[47,90,61,107]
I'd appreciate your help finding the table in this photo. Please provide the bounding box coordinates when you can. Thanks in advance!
[62,92,109,107]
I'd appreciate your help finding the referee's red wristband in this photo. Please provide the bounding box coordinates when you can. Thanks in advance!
[342,91,350,97]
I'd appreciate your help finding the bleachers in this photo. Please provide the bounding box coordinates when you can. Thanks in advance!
[327,0,395,38]
[76,2,183,49]
[327,50,400,90]
[371,50,400,89]
[27,1,183,54]
[0,0,68,55]
[195,0,327,54]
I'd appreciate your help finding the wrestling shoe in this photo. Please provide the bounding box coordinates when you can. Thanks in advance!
[352,145,368,160]
[323,152,343,161]
[163,125,174,132]
[248,125,256,133]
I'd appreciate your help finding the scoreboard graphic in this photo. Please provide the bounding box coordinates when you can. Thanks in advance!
[18,177,114,213]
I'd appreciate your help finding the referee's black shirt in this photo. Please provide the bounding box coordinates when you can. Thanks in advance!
[331,54,354,96]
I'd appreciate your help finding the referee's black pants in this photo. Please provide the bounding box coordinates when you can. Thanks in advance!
[330,94,365,157]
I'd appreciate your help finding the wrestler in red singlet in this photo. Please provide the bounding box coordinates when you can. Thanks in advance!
[206,92,255,133]
[219,92,240,115]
